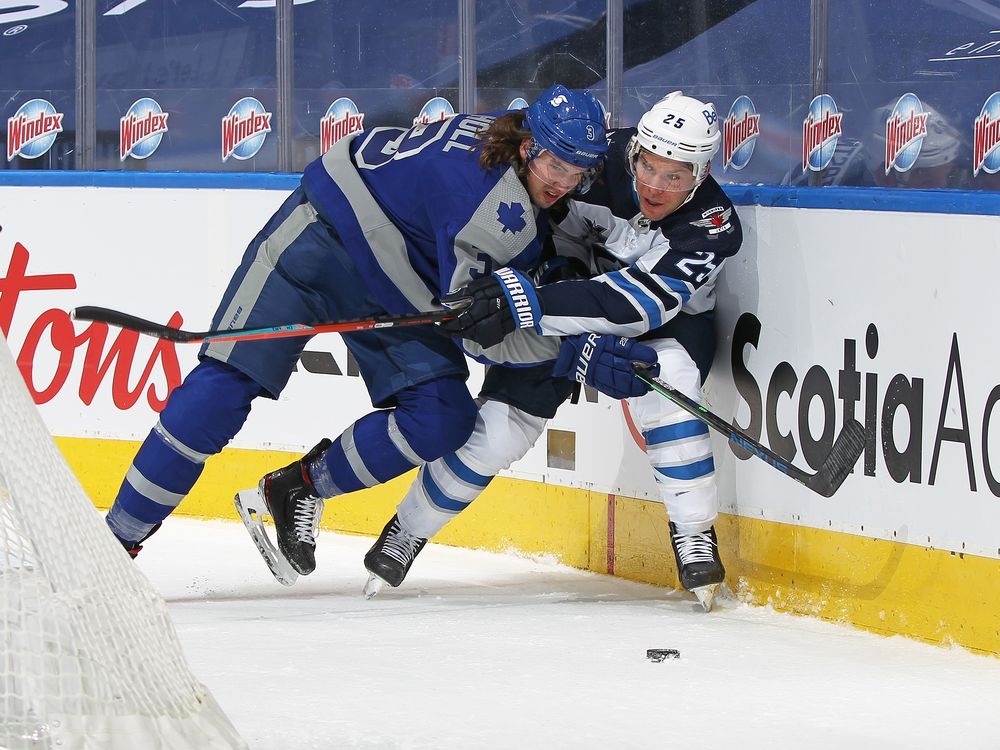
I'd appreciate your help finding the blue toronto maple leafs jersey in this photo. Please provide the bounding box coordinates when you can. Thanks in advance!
[541,127,743,337]
[300,113,547,317]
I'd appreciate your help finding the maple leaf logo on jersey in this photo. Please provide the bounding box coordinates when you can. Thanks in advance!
[497,201,527,234]
[690,206,733,236]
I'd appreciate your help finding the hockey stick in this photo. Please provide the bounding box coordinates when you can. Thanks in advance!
[632,363,866,498]
[70,306,458,344]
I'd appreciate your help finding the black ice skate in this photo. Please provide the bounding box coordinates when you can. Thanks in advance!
[362,514,427,599]
[669,521,725,612]
[119,522,161,559]
[234,439,331,586]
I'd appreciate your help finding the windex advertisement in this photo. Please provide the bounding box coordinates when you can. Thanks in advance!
[119,98,169,161]
[6,99,64,161]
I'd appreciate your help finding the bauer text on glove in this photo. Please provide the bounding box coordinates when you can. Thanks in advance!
[552,334,659,400]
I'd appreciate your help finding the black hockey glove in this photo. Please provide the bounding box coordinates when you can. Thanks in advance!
[439,267,542,348]
[553,334,660,400]
[530,255,592,285]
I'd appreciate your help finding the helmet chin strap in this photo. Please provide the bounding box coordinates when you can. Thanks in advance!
[680,160,711,206]
[678,182,700,208]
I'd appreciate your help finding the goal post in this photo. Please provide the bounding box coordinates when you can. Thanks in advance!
[0,334,247,750]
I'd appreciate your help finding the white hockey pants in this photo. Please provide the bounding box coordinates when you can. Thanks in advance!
[396,337,718,539]
[627,338,718,534]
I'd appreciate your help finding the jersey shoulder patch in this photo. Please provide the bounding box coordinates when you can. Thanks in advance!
[689,205,734,235]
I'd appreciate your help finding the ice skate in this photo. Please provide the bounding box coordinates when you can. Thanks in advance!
[235,439,331,585]
[669,522,725,612]
[234,488,298,586]
[362,514,427,599]
[117,522,161,559]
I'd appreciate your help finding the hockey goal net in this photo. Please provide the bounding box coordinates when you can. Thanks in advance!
[0,334,246,750]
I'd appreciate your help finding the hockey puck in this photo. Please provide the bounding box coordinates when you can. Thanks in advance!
[646,648,680,662]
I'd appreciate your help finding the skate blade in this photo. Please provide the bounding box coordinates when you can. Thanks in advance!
[692,583,720,612]
[362,572,388,600]
[234,489,299,587]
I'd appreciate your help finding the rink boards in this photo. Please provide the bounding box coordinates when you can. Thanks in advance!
[2,175,999,655]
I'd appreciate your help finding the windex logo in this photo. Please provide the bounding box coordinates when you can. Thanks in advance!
[319,98,364,154]
[882,93,929,174]
[802,94,843,172]
[120,97,169,161]
[6,98,63,160]
[973,91,1000,177]
[222,96,272,161]
[723,95,760,171]
[413,97,455,126]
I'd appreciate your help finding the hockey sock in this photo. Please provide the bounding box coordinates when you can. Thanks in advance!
[107,359,261,543]
[395,454,495,539]
[309,376,477,497]
[395,399,547,538]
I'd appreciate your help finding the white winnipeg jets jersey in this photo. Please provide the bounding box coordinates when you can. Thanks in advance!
[538,128,743,338]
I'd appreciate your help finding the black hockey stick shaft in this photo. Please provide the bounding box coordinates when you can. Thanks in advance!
[71,306,458,344]
[632,364,866,497]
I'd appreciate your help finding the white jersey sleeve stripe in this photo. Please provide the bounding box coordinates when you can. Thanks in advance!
[659,275,694,304]
[603,269,674,329]
[619,266,690,311]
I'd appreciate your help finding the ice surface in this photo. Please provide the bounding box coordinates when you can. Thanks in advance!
[137,518,1000,750]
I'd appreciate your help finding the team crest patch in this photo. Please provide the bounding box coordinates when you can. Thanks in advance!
[690,206,733,236]
[497,201,527,234]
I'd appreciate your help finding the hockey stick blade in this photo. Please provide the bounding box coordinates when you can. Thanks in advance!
[71,306,457,344]
[800,418,866,497]
[633,364,865,498]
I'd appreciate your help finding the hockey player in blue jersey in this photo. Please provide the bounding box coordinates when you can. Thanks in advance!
[364,92,742,611]
[104,85,608,582]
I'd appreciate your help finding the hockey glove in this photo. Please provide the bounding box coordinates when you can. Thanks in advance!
[552,334,660,400]
[530,255,591,285]
[439,267,542,348]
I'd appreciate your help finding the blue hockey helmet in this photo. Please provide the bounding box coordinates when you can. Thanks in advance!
[524,84,608,170]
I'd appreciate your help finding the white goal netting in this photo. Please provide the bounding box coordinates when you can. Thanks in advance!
[0,334,246,750]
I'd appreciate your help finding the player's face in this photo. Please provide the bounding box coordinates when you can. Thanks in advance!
[523,145,587,207]
[633,150,697,220]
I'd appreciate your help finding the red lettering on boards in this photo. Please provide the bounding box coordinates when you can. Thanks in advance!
[1,240,182,410]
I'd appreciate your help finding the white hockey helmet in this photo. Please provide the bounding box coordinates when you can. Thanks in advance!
[627,91,721,188]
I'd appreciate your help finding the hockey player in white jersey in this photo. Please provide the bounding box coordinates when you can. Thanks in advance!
[103,85,608,584]
[366,92,743,611]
